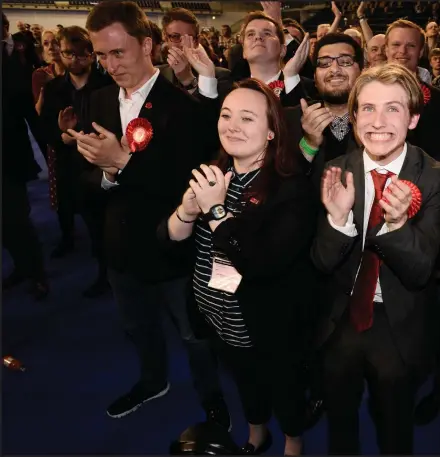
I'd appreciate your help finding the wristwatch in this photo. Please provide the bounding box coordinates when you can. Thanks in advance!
[203,204,227,222]
[182,76,198,90]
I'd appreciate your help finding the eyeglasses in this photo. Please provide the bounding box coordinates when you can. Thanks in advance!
[316,54,356,68]
[166,33,196,43]
[61,50,93,60]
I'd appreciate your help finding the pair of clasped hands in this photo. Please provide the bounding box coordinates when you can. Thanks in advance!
[58,106,131,178]
[322,167,413,232]
[178,165,234,223]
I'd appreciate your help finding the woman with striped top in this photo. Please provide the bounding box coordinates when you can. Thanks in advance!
[159,78,318,455]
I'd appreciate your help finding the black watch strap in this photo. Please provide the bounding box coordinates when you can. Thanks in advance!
[203,204,227,222]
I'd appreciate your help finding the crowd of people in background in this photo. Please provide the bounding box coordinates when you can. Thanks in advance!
[2,1,440,455]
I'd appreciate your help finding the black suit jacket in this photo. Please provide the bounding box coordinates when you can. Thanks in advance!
[2,44,44,183]
[158,171,319,360]
[410,83,440,161]
[86,73,218,282]
[311,144,440,374]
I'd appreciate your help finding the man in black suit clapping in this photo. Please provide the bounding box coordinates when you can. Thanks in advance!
[67,1,229,429]
[311,64,440,455]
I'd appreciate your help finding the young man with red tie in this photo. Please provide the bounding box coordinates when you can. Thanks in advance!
[311,63,440,454]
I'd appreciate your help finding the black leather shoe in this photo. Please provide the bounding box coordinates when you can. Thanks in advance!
[241,430,272,455]
[304,398,324,430]
[414,392,440,426]
[205,396,231,432]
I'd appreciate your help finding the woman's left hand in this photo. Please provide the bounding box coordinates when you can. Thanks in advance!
[189,164,233,214]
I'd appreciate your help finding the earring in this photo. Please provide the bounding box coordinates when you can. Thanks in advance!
[267,132,274,140]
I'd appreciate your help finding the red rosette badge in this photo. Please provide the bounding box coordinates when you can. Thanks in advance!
[419,83,431,106]
[401,180,422,218]
[268,80,285,99]
[125,118,153,153]
[384,180,422,218]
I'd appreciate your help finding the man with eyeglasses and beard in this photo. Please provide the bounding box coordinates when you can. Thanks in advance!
[283,33,364,431]
[286,33,364,191]
[40,25,114,297]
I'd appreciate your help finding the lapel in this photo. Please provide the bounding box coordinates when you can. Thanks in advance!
[396,143,422,185]
[102,84,123,139]
[347,149,366,238]
[135,73,170,136]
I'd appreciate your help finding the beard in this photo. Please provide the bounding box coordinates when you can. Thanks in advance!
[320,89,350,105]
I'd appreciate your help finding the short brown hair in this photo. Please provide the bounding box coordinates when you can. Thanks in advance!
[348,63,423,131]
[385,19,425,49]
[429,47,440,59]
[57,25,93,53]
[161,8,199,37]
[86,0,151,44]
[240,11,285,45]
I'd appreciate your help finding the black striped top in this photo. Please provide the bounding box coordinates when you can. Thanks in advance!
[193,167,261,348]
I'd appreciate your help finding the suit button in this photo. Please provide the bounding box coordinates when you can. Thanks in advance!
[121,219,126,225]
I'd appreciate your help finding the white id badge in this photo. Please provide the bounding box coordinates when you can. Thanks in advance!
[208,257,242,294]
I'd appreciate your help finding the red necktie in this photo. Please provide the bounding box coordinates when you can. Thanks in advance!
[349,170,393,332]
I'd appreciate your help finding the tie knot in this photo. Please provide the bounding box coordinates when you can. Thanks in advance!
[371,169,393,191]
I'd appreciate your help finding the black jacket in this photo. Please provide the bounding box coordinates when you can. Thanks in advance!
[311,144,440,374]
[158,171,319,360]
[85,73,219,281]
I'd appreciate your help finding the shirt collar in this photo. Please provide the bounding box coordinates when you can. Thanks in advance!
[250,70,282,85]
[363,143,407,175]
[118,68,160,103]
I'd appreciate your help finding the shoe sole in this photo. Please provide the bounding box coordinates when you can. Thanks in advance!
[107,383,170,419]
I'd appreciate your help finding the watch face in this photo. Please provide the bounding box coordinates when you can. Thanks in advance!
[212,205,226,219]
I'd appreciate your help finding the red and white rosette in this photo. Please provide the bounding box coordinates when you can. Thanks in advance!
[401,180,422,218]
[384,179,422,218]
[125,118,153,153]
[268,80,285,99]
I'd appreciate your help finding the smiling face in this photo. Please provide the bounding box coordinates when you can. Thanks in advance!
[385,27,424,73]
[315,42,361,104]
[218,88,272,166]
[367,34,386,67]
[42,31,61,63]
[355,81,419,164]
[90,22,152,92]
[242,19,285,65]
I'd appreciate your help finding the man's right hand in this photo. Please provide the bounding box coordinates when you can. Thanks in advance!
[167,47,195,86]
[300,98,334,149]
[321,167,355,226]
[58,106,77,132]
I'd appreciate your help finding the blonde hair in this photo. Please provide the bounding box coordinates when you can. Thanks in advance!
[41,29,60,63]
[385,19,425,49]
[348,63,423,130]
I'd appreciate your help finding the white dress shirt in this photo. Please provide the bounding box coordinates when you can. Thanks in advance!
[328,143,408,302]
[252,70,301,95]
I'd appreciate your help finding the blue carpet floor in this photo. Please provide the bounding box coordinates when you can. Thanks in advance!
[2,178,440,455]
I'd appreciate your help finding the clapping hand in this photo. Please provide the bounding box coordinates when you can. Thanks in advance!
[379,176,412,231]
[67,122,130,174]
[58,106,77,131]
[321,167,355,226]
[284,33,311,78]
[300,98,334,150]
[189,164,233,214]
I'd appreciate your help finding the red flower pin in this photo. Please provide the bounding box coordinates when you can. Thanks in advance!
[384,180,422,218]
[268,80,285,99]
[125,118,153,153]
[145,102,152,109]
[420,83,431,105]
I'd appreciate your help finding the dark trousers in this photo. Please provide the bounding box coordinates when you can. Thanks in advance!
[322,304,416,455]
[55,165,77,242]
[213,336,306,437]
[2,177,46,280]
[108,269,221,404]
